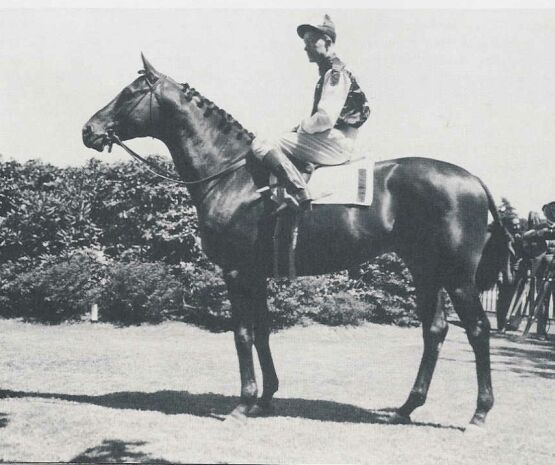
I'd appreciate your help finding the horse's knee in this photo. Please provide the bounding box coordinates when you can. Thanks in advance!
[234,327,254,349]
[429,319,449,341]
[449,286,470,304]
[467,316,490,341]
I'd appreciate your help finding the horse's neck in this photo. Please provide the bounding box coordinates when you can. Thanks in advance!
[157,102,256,219]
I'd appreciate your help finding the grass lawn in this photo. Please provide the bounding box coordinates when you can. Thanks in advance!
[0,318,553,464]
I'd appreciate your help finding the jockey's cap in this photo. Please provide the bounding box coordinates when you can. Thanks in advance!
[297,14,336,43]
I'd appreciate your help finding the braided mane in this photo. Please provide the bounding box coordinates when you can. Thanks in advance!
[181,83,255,144]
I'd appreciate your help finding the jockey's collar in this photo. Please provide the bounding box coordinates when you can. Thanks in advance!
[317,53,339,76]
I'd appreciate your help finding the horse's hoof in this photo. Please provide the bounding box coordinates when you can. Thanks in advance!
[389,412,412,424]
[224,406,249,426]
[248,403,275,417]
[465,423,486,436]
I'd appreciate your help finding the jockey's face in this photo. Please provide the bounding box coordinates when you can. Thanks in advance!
[303,30,331,62]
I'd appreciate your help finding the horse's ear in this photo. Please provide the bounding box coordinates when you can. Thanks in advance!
[141,52,160,83]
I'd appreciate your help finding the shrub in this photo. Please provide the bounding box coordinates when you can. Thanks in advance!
[0,157,201,265]
[96,261,185,325]
[0,157,423,329]
[310,292,376,326]
[87,157,201,263]
[0,251,105,323]
[177,262,231,331]
[268,276,330,328]
[348,254,419,327]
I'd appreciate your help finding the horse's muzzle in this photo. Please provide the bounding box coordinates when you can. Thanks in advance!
[82,123,108,152]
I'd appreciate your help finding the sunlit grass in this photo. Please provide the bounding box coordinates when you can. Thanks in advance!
[0,320,553,463]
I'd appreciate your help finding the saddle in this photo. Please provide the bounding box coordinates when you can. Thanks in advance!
[268,156,374,208]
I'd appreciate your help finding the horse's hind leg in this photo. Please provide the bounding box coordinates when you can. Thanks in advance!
[396,281,448,422]
[447,283,494,426]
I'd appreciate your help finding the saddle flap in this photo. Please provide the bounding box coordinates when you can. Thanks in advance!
[310,157,374,206]
[268,157,373,207]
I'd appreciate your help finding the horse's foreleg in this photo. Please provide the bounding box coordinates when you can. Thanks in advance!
[396,284,448,421]
[448,284,494,427]
[250,284,279,416]
[225,270,258,421]
[249,278,279,416]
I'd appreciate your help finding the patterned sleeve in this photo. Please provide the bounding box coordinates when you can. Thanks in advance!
[300,69,351,134]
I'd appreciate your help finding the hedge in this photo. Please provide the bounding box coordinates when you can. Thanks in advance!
[0,157,419,328]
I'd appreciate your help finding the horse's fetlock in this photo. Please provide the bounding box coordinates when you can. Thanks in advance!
[241,383,258,402]
[409,390,427,407]
[478,392,494,412]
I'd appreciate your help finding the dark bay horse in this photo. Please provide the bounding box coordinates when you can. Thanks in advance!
[83,55,512,428]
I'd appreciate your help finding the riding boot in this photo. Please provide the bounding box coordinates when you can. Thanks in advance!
[261,149,311,209]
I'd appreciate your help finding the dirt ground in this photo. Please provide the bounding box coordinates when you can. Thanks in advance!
[0,318,553,464]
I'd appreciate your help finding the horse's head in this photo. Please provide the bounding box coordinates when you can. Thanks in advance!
[82,54,170,152]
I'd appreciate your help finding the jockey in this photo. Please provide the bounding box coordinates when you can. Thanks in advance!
[252,14,370,209]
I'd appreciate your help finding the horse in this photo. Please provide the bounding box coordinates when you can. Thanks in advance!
[82,54,512,428]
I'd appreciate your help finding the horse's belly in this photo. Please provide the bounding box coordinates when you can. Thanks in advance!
[292,205,391,276]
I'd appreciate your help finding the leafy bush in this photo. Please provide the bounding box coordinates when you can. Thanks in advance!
[96,261,185,325]
[87,157,200,263]
[176,261,232,331]
[0,251,105,323]
[268,276,323,327]
[348,254,419,327]
[268,267,417,329]
[0,157,200,264]
[310,292,377,326]
[0,161,102,262]
[0,157,422,329]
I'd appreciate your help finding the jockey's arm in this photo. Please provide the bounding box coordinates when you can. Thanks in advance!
[299,69,351,134]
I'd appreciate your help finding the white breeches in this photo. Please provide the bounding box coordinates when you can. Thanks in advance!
[252,128,356,166]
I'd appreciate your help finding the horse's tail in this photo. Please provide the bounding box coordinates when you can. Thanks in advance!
[475,177,514,291]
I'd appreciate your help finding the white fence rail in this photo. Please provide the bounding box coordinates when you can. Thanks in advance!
[480,285,499,313]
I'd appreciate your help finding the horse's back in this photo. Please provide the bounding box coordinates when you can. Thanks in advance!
[377,156,487,214]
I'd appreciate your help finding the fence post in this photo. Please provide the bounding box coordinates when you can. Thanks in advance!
[91,303,99,322]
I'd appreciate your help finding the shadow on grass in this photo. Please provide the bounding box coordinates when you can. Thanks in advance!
[0,389,462,431]
[441,332,555,380]
[70,439,171,463]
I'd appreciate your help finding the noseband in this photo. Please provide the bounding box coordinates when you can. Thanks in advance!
[105,73,247,186]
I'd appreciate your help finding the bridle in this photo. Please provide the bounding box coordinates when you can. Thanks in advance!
[104,72,247,186]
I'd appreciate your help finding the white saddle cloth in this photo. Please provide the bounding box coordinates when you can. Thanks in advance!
[309,157,374,206]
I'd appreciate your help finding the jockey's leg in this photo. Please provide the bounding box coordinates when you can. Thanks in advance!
[276,130,352,166]
[252,136,311,209]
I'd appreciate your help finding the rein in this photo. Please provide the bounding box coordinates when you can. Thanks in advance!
[109,134,247,186]
[106,73,247,186]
